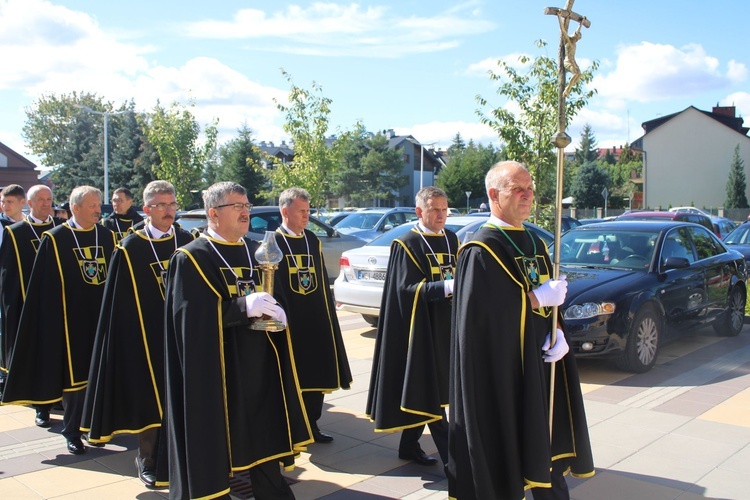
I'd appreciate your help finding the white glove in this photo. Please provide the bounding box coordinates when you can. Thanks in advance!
[542,328,569,363]
[444,279,455,296]
[245,292,282,319]
[532,275,567,308]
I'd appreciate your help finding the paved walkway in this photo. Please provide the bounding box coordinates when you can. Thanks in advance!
[1,311,749,499]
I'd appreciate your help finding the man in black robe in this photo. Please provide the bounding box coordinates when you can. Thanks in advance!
[366,186,458,467]
[274,187,352,444]
[448,161,594,499]
[163,182,311,499]
[2,186,116,455]
[82,181,192,487]
[0,185,63,426]
[102,187,144,241]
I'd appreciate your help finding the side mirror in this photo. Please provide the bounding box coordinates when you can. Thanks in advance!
[662,256,690,270]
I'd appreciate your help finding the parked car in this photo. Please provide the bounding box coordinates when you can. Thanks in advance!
[617,210,717,236]
[333,207,418,242]
[447,208,462,216]
[711,216,737,239]
[669,206,712,217]
[722,220,750,267]
[553,220,746,373]
[323,211,351,227]
[174,207,367,280]
[333,217,553,326]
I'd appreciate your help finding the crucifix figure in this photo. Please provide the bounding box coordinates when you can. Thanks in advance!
[558,12,586,97]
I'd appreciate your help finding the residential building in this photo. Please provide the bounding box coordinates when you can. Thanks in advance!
[631,105,750,209]
[0,141,41,191]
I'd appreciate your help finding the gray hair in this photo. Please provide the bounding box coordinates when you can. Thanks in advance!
[27,184,52,201]
[485,160,528,192]
[203,182,246,209]
[70,186,102,207]
[278,187,310,210]
[143,180,176,205]
[415,186,447,208]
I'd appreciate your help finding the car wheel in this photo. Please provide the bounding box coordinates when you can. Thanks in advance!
[713,285,745,337]
[362,314,379,327]
[616,304,660,373]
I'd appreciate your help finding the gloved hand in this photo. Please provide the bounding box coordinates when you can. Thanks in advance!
[532,275,567,308]
[542,328,569,363]
[245,292,282,319]
[444,279,455,296]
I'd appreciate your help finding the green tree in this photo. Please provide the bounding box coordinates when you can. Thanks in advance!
[476,40,597,204]
[574,124,599,164]
[437,141,502,208]
[333,124,407,205]
[23,91,117,200]
[141,101,218,209]
[571,162,611,208]
[271,70,338,207]
[109,101,156,205]
[448,132,466,155]
[218,125,270,205]
[725,144,749,209]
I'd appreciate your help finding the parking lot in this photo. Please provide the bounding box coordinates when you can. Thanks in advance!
[0,311,749,499]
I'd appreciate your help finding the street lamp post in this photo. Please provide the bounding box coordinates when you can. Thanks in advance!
[74,105,130,202]
[465,191,471,214]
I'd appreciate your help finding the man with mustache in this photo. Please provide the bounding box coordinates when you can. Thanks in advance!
[2,186,116,455]
[82,181,193,488]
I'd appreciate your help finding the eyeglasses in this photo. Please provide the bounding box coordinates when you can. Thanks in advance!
[214,202,253,212]
[148,202,180,211]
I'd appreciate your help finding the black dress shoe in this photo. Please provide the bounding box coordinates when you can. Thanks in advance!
[135,457,158,488]
[398,448,438,466]
[34,411,51,428]
[81,433,105,447]
[312,427,334,443]
[67,438,86,455]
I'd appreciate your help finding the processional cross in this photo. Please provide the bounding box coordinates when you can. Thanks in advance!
[543,0,590,438]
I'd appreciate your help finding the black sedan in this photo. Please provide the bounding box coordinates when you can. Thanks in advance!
[723,220,750,267]
[556,220,747,373]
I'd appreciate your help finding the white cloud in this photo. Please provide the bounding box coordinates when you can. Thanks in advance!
[727,60,749,83]
[593,42,738,103]
[723,92,750,119]
[465,53,531,77]
[0,0,287,143]
[182,3,495,57]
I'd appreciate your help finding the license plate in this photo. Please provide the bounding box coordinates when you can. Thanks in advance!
[357,270,387,281]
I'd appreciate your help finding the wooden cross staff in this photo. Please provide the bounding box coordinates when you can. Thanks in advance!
[544,0,591,442]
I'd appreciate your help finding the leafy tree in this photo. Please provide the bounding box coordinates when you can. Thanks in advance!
[437,141,502,208]
[574,124,598,164]
[109,101,156,205]
[271,70,338,207]
[448,133,466,155]
[218,124,270,205]
[725,144,749,209]
[476,40,597,204]
[141,101,218,209]
[571,162,611,208]
[333,124,407,205]
[23,91,115,200]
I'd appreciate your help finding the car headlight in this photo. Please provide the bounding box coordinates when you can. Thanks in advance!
[564,302,615,320]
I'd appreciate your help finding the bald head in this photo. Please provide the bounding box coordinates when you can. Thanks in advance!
[485,161,535,227]
[27,185,54,220]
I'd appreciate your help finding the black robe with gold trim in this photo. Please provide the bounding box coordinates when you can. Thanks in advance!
[448,223,594,499]
[102,208,144,242]
[0,217,63,373]
[81,228,194,442]
[273,229,352,392]
[163,235,312,499]
[1,223,116,405]
[366,227,458,432]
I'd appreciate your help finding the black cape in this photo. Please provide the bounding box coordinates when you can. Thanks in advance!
[366,227,458,431]
[102,208,144,242]
[163,235,312,499]
[81,228,194,442]
[2,223,115,404]
[0,217,63,373]
[273,229,352,392]
[448,223,594,499]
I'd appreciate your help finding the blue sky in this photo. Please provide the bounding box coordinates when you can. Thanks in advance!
[2,0,749,164]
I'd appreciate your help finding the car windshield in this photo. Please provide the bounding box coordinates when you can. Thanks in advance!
[335,212,384,230]
[724,224,750,244]
[557,229,657,270]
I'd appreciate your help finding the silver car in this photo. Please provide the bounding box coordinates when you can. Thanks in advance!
[333,216,553,326]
